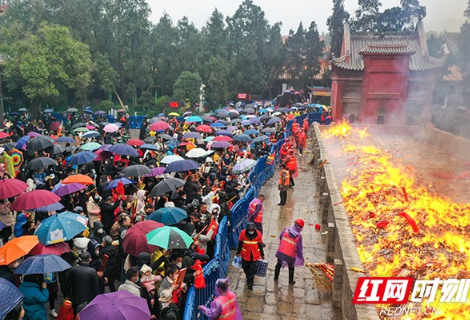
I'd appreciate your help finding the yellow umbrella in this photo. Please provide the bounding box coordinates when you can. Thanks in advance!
[168,112,179,116]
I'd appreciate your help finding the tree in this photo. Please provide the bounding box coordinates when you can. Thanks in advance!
[198,55,231,108]
[427,34,445,58]
[262,22,286,99]
[173,71,202,106]
[327,0,350,58]
[2,22,92,115]
[201,9,229,60]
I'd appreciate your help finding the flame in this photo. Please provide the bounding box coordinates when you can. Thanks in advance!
[323,122,470,319]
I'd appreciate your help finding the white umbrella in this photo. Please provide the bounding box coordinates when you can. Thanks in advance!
[160,155,185,164]
[103,123,119,133]
[186,148,214,159]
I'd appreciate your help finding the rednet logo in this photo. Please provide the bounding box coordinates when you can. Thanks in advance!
[353,277,414,304]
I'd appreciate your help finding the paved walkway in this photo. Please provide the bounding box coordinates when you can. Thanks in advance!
[228,142,343,320]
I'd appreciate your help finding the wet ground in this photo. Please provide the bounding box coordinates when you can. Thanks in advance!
[228,143,343,320]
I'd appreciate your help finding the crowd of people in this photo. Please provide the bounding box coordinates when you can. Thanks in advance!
[0,102,313,320]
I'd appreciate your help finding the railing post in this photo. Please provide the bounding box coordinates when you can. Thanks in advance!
[326,223,336,264]
[333,259,344,309]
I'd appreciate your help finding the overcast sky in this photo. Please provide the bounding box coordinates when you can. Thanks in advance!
[148,0,467,35]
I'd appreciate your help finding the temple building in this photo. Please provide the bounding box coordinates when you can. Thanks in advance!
[331,22,445,125]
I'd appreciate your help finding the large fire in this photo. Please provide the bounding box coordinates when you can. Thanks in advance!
[323,121,470,319]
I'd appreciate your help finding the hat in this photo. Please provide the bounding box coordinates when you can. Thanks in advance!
[164,201,175,208]
[295,219,305,228]
[205,157,213,163]
[159,289,173,303]
[140,264,153,274]
[246,222,256,230]
[73,206,84,213]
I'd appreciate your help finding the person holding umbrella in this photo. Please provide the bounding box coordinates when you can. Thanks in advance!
[19,274,49,320]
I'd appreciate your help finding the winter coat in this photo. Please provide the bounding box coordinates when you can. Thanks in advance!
[0,265,15,284]
[65,262,99,305]
[89,221,107,244]
[87,197,101,226]
[101,244,119,280]
[99,200,121,231]
[118,280,141,297]
[160,304,180,320]
[19,281,49,320]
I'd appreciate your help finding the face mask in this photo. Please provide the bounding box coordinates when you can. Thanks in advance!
[97,229,103,234]
[176,262,182,268]
[248,231,255,235]
[94,250,100,256]
[95,196,100,200]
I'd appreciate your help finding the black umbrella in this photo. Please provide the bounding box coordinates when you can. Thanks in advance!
[143,137,155,144]
[121,165,152,177]
[201,116,214,123]
[244,108,256,114]
[26,157,58,170]
[158,134,173,141]
[27,137,54,151]
[71,123,86,130]
[46,144,65,155]
[3,142,16,152]
[149,178,186,197]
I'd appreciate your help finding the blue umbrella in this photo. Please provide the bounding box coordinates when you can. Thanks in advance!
[105,177,137,190]
[109,143,139,157]
[139,144,159,151]
[16,135,30,149]
[215,130,233,136]
[241,120,251,126]
[183,132,202,139]
[68,151,97,166]
[33,202,65,213]
[252,136,269,143]
[44,109,54,113]
[249,117,262,125]
[14,254,72,275]
[267,117,282,125]
[262,128,277,134]
[164,159,200,173]
[0,278,24,319]
[56,136,75,143]
[233,134,252,142]
[34,211,88,245]
[185,116,203,123]
[82,131,100,139]
[244,129,259,135]
[210,122,226,128]
[84,110,94,114]
[211,141,231,149]
[147,207,188,225]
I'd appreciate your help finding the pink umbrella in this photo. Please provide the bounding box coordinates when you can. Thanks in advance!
[149,121,170,131]
[126,139,145,147]
[196,125,213,133]
[94,149,113,161]
[0,179,28,200]
[213,136,233,142]
[11,190,60,211]
[29,242,71,256]
[103,123,119,133]
[122,220,164,256]
[86,125,96,130]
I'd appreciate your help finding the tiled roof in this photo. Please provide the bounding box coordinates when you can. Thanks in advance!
[359,42,416,54]
[443,65,464,81]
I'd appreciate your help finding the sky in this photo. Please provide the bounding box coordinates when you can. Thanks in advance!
[148,0,467,35]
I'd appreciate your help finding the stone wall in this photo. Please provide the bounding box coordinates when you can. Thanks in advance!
[311,123,380,320]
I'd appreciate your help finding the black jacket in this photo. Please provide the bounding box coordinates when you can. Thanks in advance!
[66,262,99,305]
[99,200,121,230]
[160,304,180,320]
[89,221,107,243]
[101,245,119,280]
[0,265,15,284]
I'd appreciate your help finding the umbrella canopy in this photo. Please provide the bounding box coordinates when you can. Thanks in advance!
[215,130,233,136]
[252,136,270,143]
[195,125,213,133]
[103,123,119,133]
[16,135,30,149]
[149,178,186,197]
[185,116,203,123]
[164,159,200,173]
[94,149,113,161]
[56,136,75,144]
[105,177,136,189]
[122,220,164,256]
[29,242,71,256]
[11,190,60,211]
[244,129,259,135]
[204,136,215,142]
[62,174,95,185]
[249,117,262,125]
[72,127,89,133]
[147,207,188,225]
[14,254,71,275]
[44,109,54,113]
[261,128,277,134]
[68,151,97,166]
[0,235,39,265]
[210,122,226,128]
[139,144,159,151]
[213,136,233,142]
[67,107,78,113]
[160,155,184,164]
[80,142,101,151]
[121,165,152,177]
[211,141,231,149]
[149,121,171,131]
[185,148,209,158]
[168,112,180,116]
[126,139,145,147]
[53,183,87,197]
[82,131,100,139]
[79,291,151,320]
[99,144,112,151]
[0,278,23,319]
[144,167,166,178]
[0,179,28,199]
[267,117,282,125]
[95,110,106,115]
[244,107,256,114]
[233,134,252,142]
[158,133,173,141]
[71,123,87,130]
[46,144,65,155]
[146,226,193,249]
[233,159,257,174]
[34,211,88,245]
[241,120,251,126]
[27,136,54,151]
[109,143,139,157]
[183,132,202,139]
[143,137,156,144]
[33,202,64,213]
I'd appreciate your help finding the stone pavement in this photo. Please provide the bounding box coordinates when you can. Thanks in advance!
[228,144,343,320]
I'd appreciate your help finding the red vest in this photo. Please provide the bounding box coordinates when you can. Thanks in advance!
[239,230,262,261]
[214,291,237,320]
[206,218,219,240]
[286,155,297,171]
[248,199,263,223]
[279,169,290,186]
[278,230,299,259]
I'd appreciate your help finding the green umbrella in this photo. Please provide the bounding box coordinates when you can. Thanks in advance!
[80,142,101,151]
[146,226,193,250]
[73,127,89,132]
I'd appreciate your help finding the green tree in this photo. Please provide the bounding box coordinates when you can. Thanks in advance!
[199,55,231,108]
[2,22,92,115]
[263,22,286,99]
[427,34,445,58]
[173,71,202,106]
[327,0,350,57]
[201,9,229,60]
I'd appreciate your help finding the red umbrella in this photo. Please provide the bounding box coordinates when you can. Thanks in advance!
[10,190,60,211]
[0,179,28,200]
[149,121,170,132]
[126,139,145,147]
[29,242,71,256]
[122,220,164,256]
[213,136,233,142]
[93,149,113,161]
[0,132,10,139]
[49,121,61,131]
[196,125,213,133]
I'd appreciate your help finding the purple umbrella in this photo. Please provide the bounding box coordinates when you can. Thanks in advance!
[109,143,139,157]
[56,136,75,144]
[241,120,251,126]
[212,141,231,149]
[249,117,262,125]
[227,126,238,131]
[215,130,233,136]
[53,183,87,197]
[79,291,151,320]
[105,177,137,189]
[183,132,202,139]
[164,159,201,173]
[144,167,166,177]
[95,110,106,115]
[99,144,112,151]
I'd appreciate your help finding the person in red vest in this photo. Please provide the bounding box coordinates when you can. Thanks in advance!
[297,129,307,156]
[235,222,265,290]
[274,219,305,285]
[198,278,243,319]
[280,142,290,161]
[302,118,309,133]
[282,149,297,187]
[278,164,290,206]
[248,194,265,233]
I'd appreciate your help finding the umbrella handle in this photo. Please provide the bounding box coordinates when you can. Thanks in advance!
[193,225,208,241]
